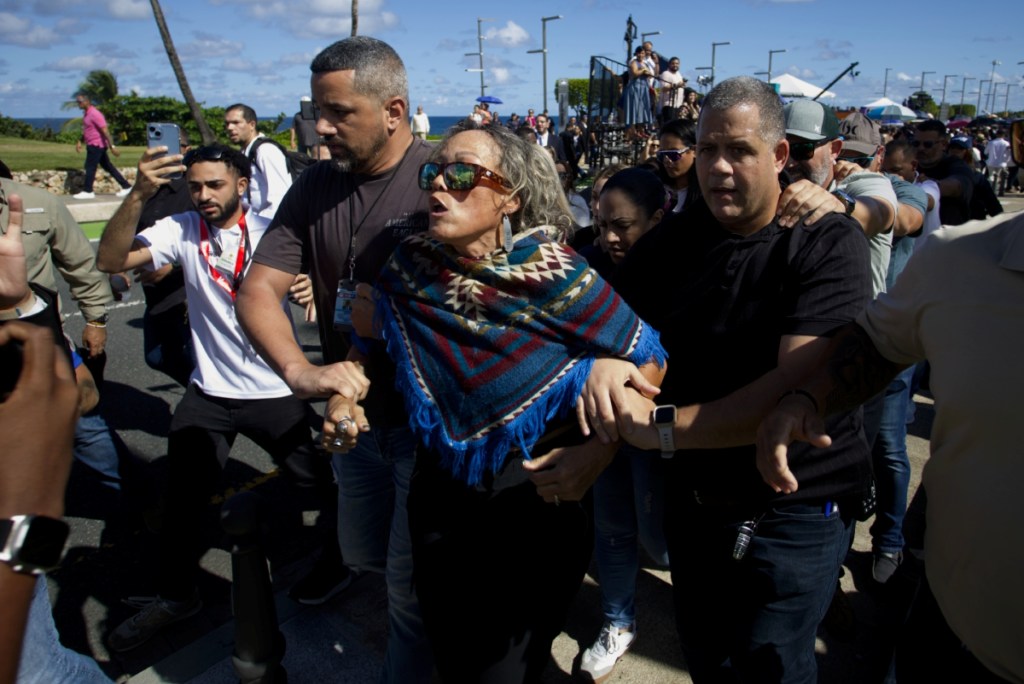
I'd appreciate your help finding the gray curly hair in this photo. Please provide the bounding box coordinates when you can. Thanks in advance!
[432,121,573,239]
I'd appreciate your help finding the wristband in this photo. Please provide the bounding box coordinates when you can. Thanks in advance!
[777,389,819,413]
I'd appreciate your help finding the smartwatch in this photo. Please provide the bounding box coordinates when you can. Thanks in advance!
[652,404,677,459]
[832,189,857,216]
[0,515,70,575]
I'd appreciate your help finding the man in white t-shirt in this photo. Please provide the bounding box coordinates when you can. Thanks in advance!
[658,57,686,123]
[984,129,1011,196]
[95,144,336,651]
[225,103,292,219]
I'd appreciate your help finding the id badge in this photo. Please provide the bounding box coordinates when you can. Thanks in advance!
[333,279,358,332]
[214,234,240,273]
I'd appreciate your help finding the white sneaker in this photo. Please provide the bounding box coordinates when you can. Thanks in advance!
[116,187,131,197]
[580,621,636,682]
[72,191,96,200]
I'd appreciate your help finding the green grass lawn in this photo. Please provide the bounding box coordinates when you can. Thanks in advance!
[80,221,107,240]
[0,136,145,172]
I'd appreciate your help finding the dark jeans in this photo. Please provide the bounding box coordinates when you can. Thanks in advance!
[83,144,129,191]
[666,499,852,684]
[868,366,914,554]
[157,384,332,600]
[142,301,194,388]
[409,453,593,683]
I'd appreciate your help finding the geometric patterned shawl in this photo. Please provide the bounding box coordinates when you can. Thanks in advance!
[374,226,667,485]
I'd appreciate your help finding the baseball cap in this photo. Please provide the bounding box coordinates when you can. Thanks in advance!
[838,112,882,155]
[783,99,840,141]
[949,136,973,149]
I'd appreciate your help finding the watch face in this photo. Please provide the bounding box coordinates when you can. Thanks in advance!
[18,517,69,569]
[654,405,675,425]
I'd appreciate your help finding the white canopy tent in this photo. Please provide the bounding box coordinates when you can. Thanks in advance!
[770,73,836,100]
[863,96,901,108]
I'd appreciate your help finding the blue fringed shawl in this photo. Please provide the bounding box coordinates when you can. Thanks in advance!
[374,227,667,485]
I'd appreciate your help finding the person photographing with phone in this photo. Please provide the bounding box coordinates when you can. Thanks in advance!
[95,144,342,651]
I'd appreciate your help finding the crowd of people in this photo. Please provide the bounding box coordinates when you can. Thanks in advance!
[1,33,1023,684]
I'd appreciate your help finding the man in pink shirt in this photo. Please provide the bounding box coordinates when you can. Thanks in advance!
[73,93,131,200]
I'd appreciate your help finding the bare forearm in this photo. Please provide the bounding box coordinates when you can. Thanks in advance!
[816,323,907,414]
[96,192,146,272]
[892,204,924,238]
[236,271,309,382]
[852,196,896,237]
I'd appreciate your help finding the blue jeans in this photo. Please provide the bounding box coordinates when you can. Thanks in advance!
[83,145,129,192]
[666,500,852,684]
[869,366,914,554]
[73,412,122,490]
[592,445,669,628]
[17,577,111,684]
[332,426,432,684]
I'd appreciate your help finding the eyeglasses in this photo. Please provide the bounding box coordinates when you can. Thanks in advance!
[657,148,691,163]
[910,139,940,149]
[418,162,511,192]
[842,155,875,168]
[787,138,832,162]
[183,146,227,167]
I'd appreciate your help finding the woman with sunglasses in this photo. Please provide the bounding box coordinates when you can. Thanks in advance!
[344,121,666,682]
[657,118,701,214]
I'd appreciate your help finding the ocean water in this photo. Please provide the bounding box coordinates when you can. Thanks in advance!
[19,114,558,135]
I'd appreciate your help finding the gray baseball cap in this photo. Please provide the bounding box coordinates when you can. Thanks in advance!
[783,99,840,141]
[838,112,882,155]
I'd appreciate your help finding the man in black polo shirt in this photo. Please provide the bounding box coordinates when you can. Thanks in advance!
[913,119,974,226]
[610,76,872,683]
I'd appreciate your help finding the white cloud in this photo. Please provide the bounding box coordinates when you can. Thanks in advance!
[485,21,529,48]
[182,33,244,59]
[106,0,150,20]
[0,12,60,47]
[896,72,914,82]
[491,67,510,84]
[36,54,139,75]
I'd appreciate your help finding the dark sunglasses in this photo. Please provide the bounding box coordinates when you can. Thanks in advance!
[787,138,833,161]
[842,155,875,168]
[183,146,228,167]
[418,162,511,192]
[657,148,691,163]
[910,139,940,149]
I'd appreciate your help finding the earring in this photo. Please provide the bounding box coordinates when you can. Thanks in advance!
[501,214,514,251]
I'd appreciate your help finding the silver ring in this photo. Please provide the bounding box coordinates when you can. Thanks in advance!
[330,437,345,448]
[335,417,353,432]
[554,495,561,506]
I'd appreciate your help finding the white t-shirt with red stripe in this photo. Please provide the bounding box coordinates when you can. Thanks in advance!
[138,210,295,399]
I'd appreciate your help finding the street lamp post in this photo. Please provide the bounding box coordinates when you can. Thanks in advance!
[767,49,786,86]
[959,76,975,116]
[526,15,562,114]
[978,80,990,114]
[941,74,957,108]
[1004,84,1016,117]
[883,67,892,98]
[919,70,935,94]
[464,17,495,99]
[641,31,660,44]
[710,41,730,90]
[986,59,1001,113]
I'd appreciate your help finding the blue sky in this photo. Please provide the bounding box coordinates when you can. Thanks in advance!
[1,0,1022,120]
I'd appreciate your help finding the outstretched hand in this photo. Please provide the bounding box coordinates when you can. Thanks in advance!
[754,394,831,494]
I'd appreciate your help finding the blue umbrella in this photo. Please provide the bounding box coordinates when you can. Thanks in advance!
[867,104,916,122]
[476,95,503,105]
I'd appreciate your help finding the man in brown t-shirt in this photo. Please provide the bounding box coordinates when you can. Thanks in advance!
[236,36,433,684]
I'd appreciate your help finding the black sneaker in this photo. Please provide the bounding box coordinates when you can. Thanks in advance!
[872,551,904,584]
[288,556,353,605]
[108,592,202,652]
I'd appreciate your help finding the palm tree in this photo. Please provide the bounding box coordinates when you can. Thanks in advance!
[149,0,216,144]
[351,0,358,36]
[62,70,119,109]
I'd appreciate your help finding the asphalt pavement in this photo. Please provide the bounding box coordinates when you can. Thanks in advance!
[43,191,1024,683]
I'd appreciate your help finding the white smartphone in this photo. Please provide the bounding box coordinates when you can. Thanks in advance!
[146,122,182,179]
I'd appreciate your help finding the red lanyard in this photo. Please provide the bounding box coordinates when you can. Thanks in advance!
[198,214,247,300]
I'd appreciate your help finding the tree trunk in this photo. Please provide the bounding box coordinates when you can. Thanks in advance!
[351,0,358,36]
[149,0,217,144]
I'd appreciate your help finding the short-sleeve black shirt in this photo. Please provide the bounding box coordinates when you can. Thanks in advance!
[919,156,974,226]
[615,199,873,504]
[252,138,432,424]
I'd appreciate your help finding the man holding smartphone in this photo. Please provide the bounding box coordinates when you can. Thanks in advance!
[96,144,342,651]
